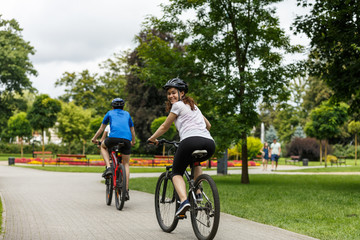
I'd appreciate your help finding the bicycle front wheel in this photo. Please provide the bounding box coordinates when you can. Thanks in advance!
[190,174,220,240]
[105,176,113,206]
[115,164,126,210]
[155,172,179,232]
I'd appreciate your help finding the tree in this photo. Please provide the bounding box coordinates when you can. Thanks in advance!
[55,53,128,116]
[0,16,37,130]
[348,121,360,166]
[304,101,348,167]
[27,94,61,166]
[294,0,360,113]
[139,0,302,183]
[265,125,278,145]
[293,125,306,139]
[150,116,177,155]
[7,112,32,157]
[126,31,177,145]
[57,102,92,154]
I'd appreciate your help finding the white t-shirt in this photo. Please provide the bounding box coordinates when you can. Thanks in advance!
[105,125,110,136]
[170,101,213,141]
[270,142,281,155]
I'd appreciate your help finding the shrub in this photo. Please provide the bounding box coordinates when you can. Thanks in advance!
[332,144,360,158]
[228,137,262,160]
[286,137,332,161]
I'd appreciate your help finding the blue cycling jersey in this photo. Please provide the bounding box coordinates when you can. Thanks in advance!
[102,109,134,141]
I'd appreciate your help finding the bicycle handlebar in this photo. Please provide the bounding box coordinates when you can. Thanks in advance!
[147,139,180,147]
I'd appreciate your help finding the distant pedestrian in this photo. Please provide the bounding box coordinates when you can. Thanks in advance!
[270,138,281,171]
[260,142,270,171]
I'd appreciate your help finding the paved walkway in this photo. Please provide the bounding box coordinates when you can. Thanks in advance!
[0,163,318,240]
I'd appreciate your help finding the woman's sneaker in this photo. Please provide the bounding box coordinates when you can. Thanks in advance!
[176,200,190,216]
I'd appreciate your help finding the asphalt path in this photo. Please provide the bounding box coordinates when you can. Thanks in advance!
[0,163,317,240]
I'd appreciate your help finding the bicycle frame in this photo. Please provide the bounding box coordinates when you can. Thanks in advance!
[109,146,122,188]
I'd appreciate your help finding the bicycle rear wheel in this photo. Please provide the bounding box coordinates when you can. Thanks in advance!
[105,176,113,206]
[190,174,220,240]
[155,172,179,232]
[115,164,126,210]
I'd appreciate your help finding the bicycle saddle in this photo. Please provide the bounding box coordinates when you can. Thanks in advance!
[113,142,125,151]
[192,150,207,159]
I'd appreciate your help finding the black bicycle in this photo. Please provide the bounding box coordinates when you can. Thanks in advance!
[104,142,127,210]
[153,139,220,240]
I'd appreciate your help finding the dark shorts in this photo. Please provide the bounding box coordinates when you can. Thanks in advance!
[104,138,131,155]
[271,154,279,162]
[172,137,215,176]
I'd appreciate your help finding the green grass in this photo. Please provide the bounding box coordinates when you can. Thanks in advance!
[279,166,360,172]
[130,174,360,240]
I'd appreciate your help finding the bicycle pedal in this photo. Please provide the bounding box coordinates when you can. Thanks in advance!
[177,214,187,219]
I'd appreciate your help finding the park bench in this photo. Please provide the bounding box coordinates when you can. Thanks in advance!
[56,154,88,166]
[331,156,346,167]
[33,151,53,159]
[285,155,300,165]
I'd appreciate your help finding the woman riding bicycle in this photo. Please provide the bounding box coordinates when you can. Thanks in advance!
[148,78,215,217]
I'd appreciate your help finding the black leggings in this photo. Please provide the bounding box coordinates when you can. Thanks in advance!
[172,137,215,176]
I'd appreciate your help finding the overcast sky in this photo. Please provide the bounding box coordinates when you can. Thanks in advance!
[2,0,310,98]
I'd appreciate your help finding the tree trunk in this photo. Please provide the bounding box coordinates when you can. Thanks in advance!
[20,137,23,158]
[319,140,323,165]
[41,129,45,167]
[355,134,357,166]
[162,145,165,156]
[324,139,328,168]
[241,132,249,184]
[83,139,86,155]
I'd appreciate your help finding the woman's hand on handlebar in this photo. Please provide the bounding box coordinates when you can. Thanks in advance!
[147,138,158,145]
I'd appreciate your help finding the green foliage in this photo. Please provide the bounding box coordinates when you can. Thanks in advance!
[348,121,360,134]
[27,94,61,132]
[7,112,32,140]
[294,0,360,113]
[0,16,36,93]
[0,16,37,131]
[89,117,103,134]
[229,136,262,160]
[150,116,177,140]
[57,102,92,144]
[55,53,128,116]
[126,31,172,144]
[332,144,360,159]
[305,101,349,140]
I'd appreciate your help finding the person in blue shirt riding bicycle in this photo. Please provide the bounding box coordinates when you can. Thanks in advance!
[91,98,136,200]
[148,78,215,217]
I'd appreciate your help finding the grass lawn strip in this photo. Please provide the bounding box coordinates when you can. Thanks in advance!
[130,174,360,240]
[0,192,4,238]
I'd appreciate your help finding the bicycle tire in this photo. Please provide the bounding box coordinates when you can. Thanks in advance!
[190,174,220,240]
[155,172,179,232]
[105,176,113,206]
[115,164,126,210]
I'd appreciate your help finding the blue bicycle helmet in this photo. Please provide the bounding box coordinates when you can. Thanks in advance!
[111,98,125,107]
